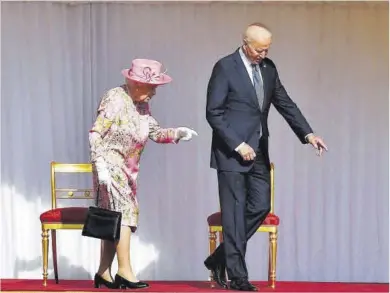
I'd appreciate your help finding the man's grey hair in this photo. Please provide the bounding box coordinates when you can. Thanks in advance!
[243,22,272,43]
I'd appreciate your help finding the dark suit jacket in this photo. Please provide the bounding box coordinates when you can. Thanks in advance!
[206,49,313,172]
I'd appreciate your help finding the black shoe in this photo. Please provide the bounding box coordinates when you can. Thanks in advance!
[114,274,149,289]
[94,273,118,289]
[204,256,228,289]
[229,278,258,291]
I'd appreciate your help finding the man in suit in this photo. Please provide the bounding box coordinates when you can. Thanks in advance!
[204,23,328,291]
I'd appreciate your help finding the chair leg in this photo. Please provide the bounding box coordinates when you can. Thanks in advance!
[218,231,223,243]
[41,227,49,286]
[208,229,217,287]
[51,230,59,284]
[268,230,278,288]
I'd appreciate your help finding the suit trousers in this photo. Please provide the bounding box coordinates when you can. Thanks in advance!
[211,138,271,280]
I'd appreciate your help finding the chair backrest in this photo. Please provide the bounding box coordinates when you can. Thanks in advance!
[270,162,275,213]
[50,162,93,209]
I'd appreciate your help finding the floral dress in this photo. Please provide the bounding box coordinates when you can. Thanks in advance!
[89,85,177,230]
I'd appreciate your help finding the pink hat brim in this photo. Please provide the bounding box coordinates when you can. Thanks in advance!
[121,69,172,85]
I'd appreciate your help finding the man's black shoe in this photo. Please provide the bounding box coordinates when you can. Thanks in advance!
[230,278,258,291]
[204,257,228,289]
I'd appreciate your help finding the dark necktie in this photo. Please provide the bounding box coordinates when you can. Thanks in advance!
[251,64,264,110]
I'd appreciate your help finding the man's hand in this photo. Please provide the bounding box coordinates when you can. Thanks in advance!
[306,134,328,156]
[236,143,256,161]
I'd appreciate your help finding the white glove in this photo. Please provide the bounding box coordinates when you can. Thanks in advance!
[175,127,198,141]
[95,157,110,186]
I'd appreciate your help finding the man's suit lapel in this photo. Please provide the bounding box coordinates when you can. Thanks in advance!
[233,49,272,111]
[232,50,259,107]
[259,62,270,111]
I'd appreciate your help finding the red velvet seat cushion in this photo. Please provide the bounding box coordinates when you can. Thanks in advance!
[207,211,279,226]
[40,207,88,224]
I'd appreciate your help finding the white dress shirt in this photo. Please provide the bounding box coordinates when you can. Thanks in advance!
[238,47,263,85]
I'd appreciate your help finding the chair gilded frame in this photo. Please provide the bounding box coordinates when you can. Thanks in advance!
[41,162,93,286]
[207,163,278,288]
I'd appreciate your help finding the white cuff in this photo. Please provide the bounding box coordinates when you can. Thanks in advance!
[235,142,246,152]
[305,133,314,142]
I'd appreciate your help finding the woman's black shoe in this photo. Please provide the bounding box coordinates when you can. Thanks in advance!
[94,273,118,289]
[115,274,149,289]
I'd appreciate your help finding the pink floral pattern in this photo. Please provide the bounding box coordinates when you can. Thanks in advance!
[89,85,177,230]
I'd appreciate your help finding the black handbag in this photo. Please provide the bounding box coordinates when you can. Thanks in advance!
[82,206,122,242]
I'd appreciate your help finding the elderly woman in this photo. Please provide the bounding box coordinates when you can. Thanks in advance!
[89,59,197,289]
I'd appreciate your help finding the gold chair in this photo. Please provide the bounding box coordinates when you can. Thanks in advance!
[39,162,93,286]
[206,163,279,288]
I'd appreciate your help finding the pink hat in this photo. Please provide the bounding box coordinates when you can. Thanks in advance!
[121,59,172,85]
